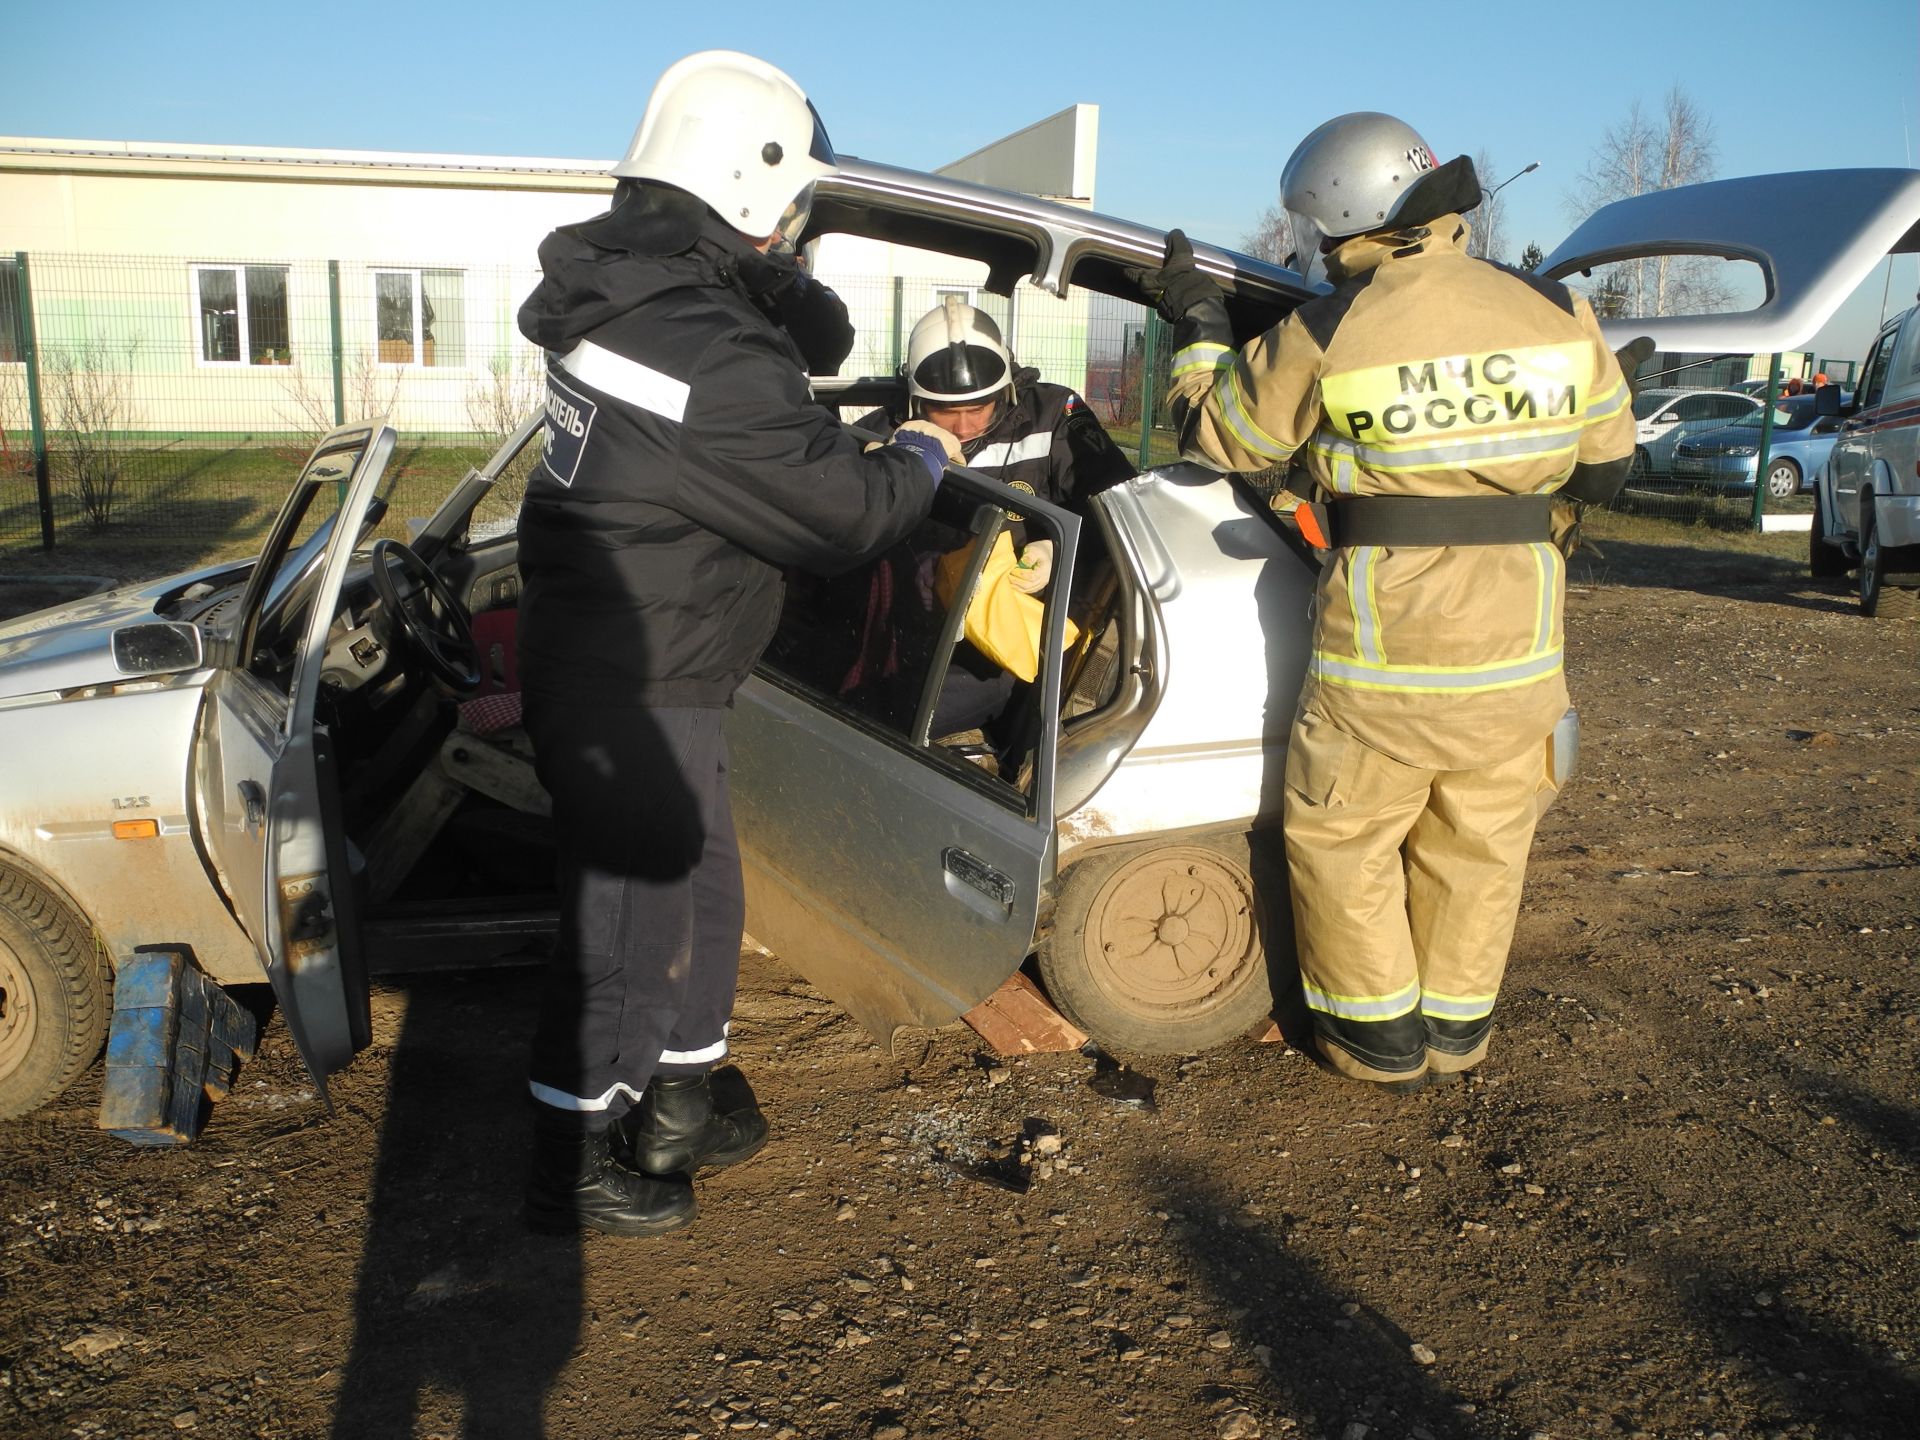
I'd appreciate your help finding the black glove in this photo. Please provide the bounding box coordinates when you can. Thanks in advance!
[774,273,856,375]
[1126,230,1225,324]
[1613,336,1655,398]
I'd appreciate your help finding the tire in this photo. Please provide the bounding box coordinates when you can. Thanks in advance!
[1856,502,1917,617]
[0,866,110,1120]
[1809,499,1847,579]
[1764,457,1801,500]
[1038,834,1273,1055]
[1629,446,1650,481]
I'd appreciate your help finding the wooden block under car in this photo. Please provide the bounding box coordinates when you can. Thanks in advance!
[961,971,1089,1055]
[97,950,258,1145]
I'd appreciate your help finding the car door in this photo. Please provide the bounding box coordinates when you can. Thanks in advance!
[727,464,1080,1047]
[192,423,394,1102]
[1650,395,1716,469]
[1832,323,1903,528]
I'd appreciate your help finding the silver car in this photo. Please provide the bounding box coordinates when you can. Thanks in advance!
[2,159,1910,1130]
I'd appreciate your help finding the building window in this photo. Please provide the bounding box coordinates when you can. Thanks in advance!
[1,259,25,365]
[194,265,290,365]
[374,268,465,367]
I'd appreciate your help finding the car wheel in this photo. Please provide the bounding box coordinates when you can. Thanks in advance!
[0,865,110,1121]
[1628,446,1650,481]
[1764,457,1801,499]
[1809,499,1848,579]
[1038,834,1273,1055]
[1858,503,1916,618]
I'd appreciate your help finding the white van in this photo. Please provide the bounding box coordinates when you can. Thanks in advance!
[1810,302,1920,615]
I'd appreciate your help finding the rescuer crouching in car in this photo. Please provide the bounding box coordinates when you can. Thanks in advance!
[855,298,1136,746]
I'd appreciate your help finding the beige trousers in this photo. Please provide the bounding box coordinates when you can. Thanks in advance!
[1282,708,1552,1083]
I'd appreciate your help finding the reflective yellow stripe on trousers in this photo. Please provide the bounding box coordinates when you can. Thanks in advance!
[1316,537,1563,695]
[1302,977,1422,1021]
[1421,988,1499,1022]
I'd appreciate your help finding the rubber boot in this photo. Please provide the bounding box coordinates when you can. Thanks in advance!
[524,1107,696,1237]
[619,1065,769,1175]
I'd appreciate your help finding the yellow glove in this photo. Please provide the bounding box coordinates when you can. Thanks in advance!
[1008,538,1054,595]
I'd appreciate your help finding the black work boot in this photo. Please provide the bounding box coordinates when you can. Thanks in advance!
[619,1065,769,1175]
[524,1108,696,1237]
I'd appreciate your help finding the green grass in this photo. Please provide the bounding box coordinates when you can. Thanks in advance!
[2,435,1816,599]
[0,441,500,583]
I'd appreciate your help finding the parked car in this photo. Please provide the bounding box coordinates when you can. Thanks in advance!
[1670,394,1841,496]
[1809,300,1920,615]
[2,160,1914,1130]
[1630,387,1764,478]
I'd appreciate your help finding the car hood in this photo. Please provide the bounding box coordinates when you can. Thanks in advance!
[0,573,216,699]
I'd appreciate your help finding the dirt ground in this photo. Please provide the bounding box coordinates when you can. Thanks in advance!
[2,526,1917,1440]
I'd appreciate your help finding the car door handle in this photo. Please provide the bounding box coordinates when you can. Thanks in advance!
[237,780,266,833]
[943,847,1015,914]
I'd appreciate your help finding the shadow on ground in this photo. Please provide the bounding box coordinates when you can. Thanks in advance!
[1150,1176,1495,1439]
[328,972,582,1440]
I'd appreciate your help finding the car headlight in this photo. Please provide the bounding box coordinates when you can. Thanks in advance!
[1725,447,1758,457]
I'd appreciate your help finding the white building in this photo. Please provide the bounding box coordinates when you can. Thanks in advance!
[0,106,1101,443]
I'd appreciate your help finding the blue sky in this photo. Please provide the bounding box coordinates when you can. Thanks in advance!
[6,0,1917,359]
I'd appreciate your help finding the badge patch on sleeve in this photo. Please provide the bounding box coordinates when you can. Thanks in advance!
[538,373,598,488]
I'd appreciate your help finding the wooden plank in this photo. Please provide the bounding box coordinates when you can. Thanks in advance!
[439,733,552,817]
[961,972,1089,1055]
[364,756,467,904]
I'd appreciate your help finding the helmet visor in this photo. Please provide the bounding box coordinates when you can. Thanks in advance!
[806,101,837,167]
[775,181,817,248]
[1287,210,1331,287]
[911,342,1009,402]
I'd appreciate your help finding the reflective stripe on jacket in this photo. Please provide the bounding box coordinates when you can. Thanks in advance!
[1175,216,1634,768]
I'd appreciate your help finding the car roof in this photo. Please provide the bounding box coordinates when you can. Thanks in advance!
[1639,386,1754,400]
[811,155,1322,347]
[1541,168,1920,352]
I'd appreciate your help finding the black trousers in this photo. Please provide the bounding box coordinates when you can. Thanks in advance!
[521,697,744,1122]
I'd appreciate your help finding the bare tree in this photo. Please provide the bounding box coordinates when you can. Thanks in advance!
[1241,203,1291,266]
[0,363,27,476]
[465,346,544,445]
[44,337,138,531]
[276,350,406,441]
[1569,87,1731,316]
[1464,150,1506,263]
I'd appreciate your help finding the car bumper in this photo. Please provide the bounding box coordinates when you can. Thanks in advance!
[1669,453,1759,488]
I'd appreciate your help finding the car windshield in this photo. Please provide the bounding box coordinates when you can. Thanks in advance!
[1632,392,1680,420]
[1729,397,1817,432]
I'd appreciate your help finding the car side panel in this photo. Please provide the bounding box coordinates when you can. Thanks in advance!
[1059,472,1315,856]
[0,685,260,983]
[1873,313,1920,546]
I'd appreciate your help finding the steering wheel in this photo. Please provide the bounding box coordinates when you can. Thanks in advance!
[369,539,481,692]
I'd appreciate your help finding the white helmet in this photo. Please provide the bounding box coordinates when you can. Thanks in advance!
[1280,111,1440,276]
[610,50,837,239]
[906,297,1013,409]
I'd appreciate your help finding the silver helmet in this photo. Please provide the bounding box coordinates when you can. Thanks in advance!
[1280,111,1441,278]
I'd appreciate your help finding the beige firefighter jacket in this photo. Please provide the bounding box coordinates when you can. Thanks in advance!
[1172,217,1635,770]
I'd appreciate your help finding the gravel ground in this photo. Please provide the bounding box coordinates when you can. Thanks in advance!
[2,530,1916,1440]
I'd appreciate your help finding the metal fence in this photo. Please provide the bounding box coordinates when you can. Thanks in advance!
[0,250,1187,562]
[1606,346,1861,529]
[6,245,1846,562]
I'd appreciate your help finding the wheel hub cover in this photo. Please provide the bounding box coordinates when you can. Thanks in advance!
[1083,847,1260,1019]
[0,942,36,1080]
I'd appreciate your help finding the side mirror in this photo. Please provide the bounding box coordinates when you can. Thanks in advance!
[111,621,205,677]
[1813,383,1844,417]
[1656,412,1677,424]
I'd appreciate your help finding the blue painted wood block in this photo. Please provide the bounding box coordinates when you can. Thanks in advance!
[98,950,259,1145]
